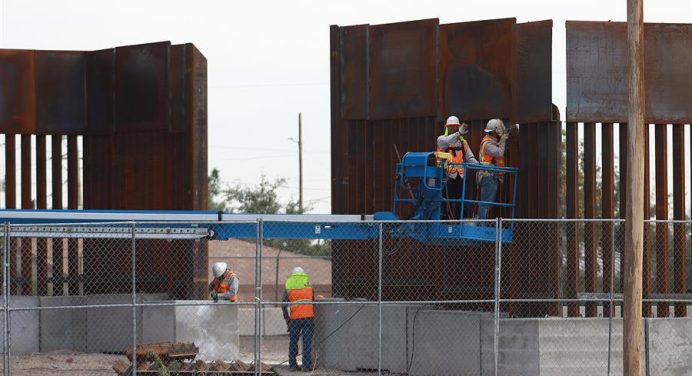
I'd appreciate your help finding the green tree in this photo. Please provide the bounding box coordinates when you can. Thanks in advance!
[208,168,228,212]
[208,171,331,256]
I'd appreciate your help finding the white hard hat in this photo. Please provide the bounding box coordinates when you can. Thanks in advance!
[484,119,506,136]
[445,116,461,127]
[291,266,304,275]
[212,262,228,278]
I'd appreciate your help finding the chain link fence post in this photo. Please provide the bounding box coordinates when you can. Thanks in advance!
[494,218,502,376]
[131,222,137,376]
[3,223,9,376]
[254,220,263,376]
[607,220,615,376]
[378,222,383,376]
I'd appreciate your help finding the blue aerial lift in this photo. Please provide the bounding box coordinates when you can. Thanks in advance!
[0,152,517,244]
[372,151,518,244]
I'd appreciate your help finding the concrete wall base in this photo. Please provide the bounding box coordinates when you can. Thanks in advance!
[6,295,239,360]
[315,304,692,376]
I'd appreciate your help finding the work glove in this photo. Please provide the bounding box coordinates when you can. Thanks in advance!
[211,291,219,303]
[508,124,520,136]
[285,319,290,333]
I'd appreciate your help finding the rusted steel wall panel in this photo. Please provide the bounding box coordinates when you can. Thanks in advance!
[330,26,348,215]
[344,120,371,214]
[86,48,115,134]
[439,18,513,122]
[566,22,692,124]
[67,136,80,294]
[340,25,368,120]
[114,42,170,132]
[21,135,33,209]
[372,117,438,214]
[655,124,669,317]
[51,135,64,296]
[583,122,597,317]
[332,18,558,313]
[5,135,17,294]
[644,126,652,316]
[565,122,579,316]
[512,20,553,124]
[36,136,47,209]
[169,45,186,133]
[618,123,627,306]
[20,135,32,295]
[82,134,113,209]
[601,123,614,315]
[368,19,437,120]
[0,50,36,134]
[35,51,85,135]
[515,121,561,316]
[186,44,209,211]
[36,135,48,296]
[672,124,686,316]
[5,135,16,208]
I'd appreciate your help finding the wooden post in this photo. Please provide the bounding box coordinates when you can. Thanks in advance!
[624,0,645,374]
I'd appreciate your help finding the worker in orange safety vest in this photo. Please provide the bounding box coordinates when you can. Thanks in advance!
[209,262,239,302]
[281,267,315,371]
[476,119,518,220]
[435,115,479,220]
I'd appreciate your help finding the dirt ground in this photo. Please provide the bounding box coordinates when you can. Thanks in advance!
[0,351,128,376]
[1,336,364,376]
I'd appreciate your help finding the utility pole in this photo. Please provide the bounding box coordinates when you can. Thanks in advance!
[298,113,303,212]
[624,0,645,374]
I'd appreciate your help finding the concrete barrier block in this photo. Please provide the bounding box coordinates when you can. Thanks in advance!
[0,296,40,354]
[141,303,175,344]
[39,296,87,352]
[86,294,137,353]
[174,301,239,361]
[238,307,256,336]
[648,318,692,376]
[408,311,484,376]
[263,307,286,336]
[315,302,428,374]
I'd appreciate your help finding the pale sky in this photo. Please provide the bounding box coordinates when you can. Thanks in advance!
[1,0,690,214]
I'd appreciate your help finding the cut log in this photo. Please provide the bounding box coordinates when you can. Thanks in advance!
[126,341,198,362]
[112,360,131,375]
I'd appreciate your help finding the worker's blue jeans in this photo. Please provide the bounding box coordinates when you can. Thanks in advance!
[477,175,498,220]
[288,317,314,369]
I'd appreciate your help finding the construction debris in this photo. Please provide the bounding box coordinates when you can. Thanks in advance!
[112,360,130,375]
[126,341,199,362]
[114,342,274,375]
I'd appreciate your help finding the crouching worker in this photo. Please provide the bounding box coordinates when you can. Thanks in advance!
[282,267,315,372]
[209,262,239,302]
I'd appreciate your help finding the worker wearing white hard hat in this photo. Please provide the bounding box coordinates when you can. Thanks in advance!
[436,115,478,220]
[208,261,239,302]
[281,266,315,371]
[476,119,519,220]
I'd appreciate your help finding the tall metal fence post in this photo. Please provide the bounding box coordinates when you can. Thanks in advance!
[494,218,502,376]
[378,222,383,376]
[3,223,9,376]
[131,222,137,376]
[274,250,282,303]
[607,220,616,376]
[254,220,263,376]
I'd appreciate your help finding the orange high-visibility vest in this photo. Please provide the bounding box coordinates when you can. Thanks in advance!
[212,270,238,302]
[436,137,468,177]
[479,135,505,176]
[287,287,315,320]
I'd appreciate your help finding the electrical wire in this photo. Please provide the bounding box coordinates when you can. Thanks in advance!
[406,308,421,374]
[276,303,366,367]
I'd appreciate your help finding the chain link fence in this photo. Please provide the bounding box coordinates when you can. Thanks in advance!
[0,219,691,375]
